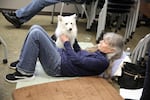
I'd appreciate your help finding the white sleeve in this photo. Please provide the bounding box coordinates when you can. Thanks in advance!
[111,52,131,77]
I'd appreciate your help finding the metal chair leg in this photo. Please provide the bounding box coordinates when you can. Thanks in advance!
[0,36,8,64]
[51,4,56,24]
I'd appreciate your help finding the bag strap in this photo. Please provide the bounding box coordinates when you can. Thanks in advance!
[124,71,145,80]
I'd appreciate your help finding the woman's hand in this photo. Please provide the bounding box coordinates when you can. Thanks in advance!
[60,34,69,43]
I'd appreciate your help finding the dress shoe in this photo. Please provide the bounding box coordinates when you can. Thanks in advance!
[2,10,23,28]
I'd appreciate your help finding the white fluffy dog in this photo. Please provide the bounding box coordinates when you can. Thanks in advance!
[55,14,78,48]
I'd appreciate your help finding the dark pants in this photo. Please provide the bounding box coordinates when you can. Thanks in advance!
[140,46,150,100]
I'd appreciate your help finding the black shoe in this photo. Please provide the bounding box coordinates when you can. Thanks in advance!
[2,10,23,28]
[5,70,35,83]
[9,60,19,69]
[2,10,16,16]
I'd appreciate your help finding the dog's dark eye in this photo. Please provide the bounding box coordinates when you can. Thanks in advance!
[71,23,72,24]
[65,23,68,25]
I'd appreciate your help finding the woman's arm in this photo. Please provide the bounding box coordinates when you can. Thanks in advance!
[64,41,109,71]
[60,34,109,71]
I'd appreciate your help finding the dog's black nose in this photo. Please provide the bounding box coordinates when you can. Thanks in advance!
[69,28,72,31]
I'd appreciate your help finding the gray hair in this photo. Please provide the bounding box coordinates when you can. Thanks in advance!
[103,32,124,60]
[103,32,124,78]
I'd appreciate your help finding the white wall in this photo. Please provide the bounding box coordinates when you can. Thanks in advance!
[0,0,80,13]
[0,0,31,9]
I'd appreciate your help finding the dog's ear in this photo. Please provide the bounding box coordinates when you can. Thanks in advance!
[58,15,63,22]
[72,14,77,19]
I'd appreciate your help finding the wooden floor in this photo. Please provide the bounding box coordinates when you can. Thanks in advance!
[13,77,123,100]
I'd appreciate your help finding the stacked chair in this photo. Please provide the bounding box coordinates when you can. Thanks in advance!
[0,36,8,64]
[96,0,140,42]
[130,33,150,64]
[86,0,99,30]
[50,0,103,31]
[51,0,91,27]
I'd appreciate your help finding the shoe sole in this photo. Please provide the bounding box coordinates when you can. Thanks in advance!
[5,75,35,83]
[9,60,19,70]
[9,66,16,70]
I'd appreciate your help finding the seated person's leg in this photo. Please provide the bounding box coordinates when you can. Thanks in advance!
[2,0,61,28]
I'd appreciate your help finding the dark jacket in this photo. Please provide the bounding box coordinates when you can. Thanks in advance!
[58,41,109,77]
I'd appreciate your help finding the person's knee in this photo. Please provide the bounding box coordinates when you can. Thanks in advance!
[29,25,43,36]
[30,25,43,31]
[31,24,41,29]
[32,0,45,5]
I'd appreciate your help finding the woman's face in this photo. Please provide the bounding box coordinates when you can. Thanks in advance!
[97,39,115,53]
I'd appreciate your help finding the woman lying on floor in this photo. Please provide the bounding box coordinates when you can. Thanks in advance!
[5,25,124,83]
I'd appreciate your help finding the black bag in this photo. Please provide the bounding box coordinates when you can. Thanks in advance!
[118,62,146,89]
